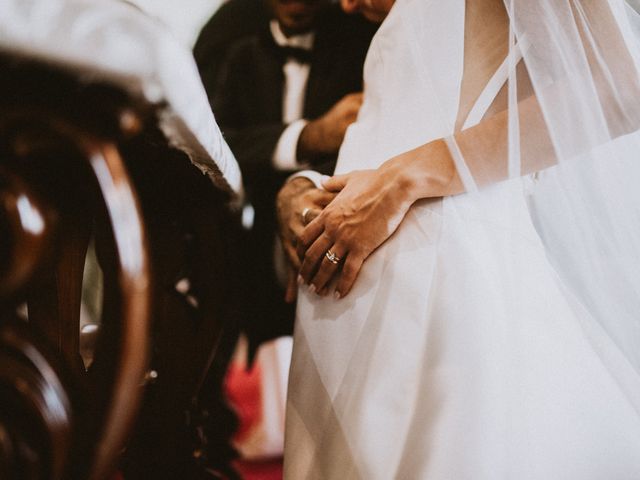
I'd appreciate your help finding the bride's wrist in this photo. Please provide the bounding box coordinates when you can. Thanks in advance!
[379,154,421,207]
[427,139,463,195]
[393,139,462,200]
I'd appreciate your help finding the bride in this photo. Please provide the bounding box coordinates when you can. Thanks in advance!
[285,0,640,478]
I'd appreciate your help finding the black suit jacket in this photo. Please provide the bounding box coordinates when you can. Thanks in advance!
[195,4,376,351]
[194,0,268,107]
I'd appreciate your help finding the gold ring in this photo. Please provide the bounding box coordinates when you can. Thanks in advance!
[325,250,341,264]
[301,207,312,224]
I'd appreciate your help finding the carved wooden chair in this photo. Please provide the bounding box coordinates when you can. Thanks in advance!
[0,1,244,478]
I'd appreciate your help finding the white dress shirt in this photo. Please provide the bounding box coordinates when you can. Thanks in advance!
[269,20,314,171]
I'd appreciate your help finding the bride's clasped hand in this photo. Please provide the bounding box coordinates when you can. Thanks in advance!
[296,139,462,298]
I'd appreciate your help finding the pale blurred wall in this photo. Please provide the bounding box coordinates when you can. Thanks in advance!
[128,0,223,47]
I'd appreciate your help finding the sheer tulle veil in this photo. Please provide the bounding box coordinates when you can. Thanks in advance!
[423,0,640,402]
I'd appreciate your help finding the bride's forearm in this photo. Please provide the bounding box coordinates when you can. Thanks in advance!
[382,94,556,203]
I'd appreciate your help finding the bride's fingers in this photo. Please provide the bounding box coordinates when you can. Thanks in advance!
[309,244,346,294]
[322,173,350,192]
[334,254,364,299]
[299,232,333,288]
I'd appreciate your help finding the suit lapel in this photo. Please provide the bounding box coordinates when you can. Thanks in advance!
[256,27,286,122]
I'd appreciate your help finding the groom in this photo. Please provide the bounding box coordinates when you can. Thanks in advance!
[276,0,393,298]
[196,0,378,356]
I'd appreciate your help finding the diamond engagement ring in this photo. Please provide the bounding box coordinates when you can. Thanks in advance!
[301,207,312,225]
[325,250,341,264]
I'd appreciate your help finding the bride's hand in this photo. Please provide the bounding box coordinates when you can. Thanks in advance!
[297,163,417,298]
[297,141,461,298]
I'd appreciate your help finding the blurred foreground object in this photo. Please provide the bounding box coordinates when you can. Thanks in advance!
[0,0,243,478]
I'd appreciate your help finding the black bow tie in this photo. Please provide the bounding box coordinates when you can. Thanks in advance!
[276,45,312,64]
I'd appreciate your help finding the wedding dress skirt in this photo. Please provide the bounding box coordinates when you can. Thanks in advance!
[285,1,640,478]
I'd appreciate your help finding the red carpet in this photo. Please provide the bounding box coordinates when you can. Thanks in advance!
[233,458,283,480]
[225,361,284,480]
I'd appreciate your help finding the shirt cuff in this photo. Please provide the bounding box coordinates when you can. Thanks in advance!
[286,170,327,189]
[272,119,309,171]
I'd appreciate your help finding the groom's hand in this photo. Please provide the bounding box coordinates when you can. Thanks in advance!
[296,92,363,163]
[276,177,336,301]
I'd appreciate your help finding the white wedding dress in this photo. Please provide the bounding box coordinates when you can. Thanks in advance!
[285,1,640,478]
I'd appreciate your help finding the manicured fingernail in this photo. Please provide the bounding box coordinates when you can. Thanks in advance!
[297,275,304,286]
[321,175,330,184]
[308,284,316,294]
[334,291,341,300]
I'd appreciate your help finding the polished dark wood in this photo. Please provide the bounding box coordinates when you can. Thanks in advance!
[0,55,152,479]
[0,169,53,300]
[117,129,242,480]
[0,130,152,480]
[0,315,73,480]
[0,53,240,479]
